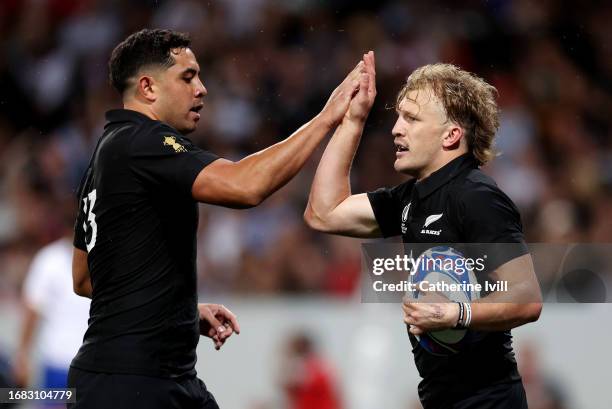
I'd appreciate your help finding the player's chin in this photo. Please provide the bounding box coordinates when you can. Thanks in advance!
[180,112,200,132]
[394,159,412,173]
[180,120,198,134]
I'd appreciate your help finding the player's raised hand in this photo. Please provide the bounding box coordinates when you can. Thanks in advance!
[198,303,240,350]
[319,59,367,128]
[346,51,376,123]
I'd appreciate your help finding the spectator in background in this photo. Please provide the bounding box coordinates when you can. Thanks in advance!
[0,0,610,297]
[518,342,569,409]
[280,332,342,409]
[12,197,90,406]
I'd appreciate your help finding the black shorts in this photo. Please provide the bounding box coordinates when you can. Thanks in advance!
[451,381,527,409]
[67,367,220,409]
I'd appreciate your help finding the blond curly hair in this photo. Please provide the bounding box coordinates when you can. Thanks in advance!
[396,63,500,165]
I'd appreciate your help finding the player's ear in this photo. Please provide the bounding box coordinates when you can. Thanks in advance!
[136,75,157,103]
[442,124,464,150]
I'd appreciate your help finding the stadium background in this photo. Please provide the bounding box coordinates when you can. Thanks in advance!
[0,0,610,408]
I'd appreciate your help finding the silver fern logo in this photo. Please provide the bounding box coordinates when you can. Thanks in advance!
[423,213,443,228]
[421,213,443,235]
[401,203,411,234]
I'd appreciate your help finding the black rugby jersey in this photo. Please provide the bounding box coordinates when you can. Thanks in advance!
[367,153,528,408]
[73,109,218,378]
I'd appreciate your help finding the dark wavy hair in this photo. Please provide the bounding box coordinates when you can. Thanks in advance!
[108,28,191,95]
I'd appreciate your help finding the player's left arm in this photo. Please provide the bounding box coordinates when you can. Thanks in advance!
[404,183,542,334]
[468,253,542,331]
[404,254,542,334]
[456,183,542,331]
[191,61,367,208]
[72,247,92,298]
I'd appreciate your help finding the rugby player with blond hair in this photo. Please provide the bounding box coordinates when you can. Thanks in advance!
[305,53,542,409]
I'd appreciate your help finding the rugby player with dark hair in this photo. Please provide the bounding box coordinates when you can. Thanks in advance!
[69,29,365,409]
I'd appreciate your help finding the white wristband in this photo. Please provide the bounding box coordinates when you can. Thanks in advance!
[464,302,472,328]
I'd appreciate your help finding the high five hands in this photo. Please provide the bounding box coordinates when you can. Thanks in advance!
[321,51,376,128]
[347,51,376,123]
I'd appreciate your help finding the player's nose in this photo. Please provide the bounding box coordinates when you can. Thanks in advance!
[391,119,404,138]
[195,86,207,98]
[195,79,207,97]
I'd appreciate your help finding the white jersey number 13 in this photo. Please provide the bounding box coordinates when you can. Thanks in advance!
[82,189,98,251]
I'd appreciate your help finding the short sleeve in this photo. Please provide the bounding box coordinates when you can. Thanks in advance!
[455,183,528,269]
[367,182,412,238]
[130,125,219,197]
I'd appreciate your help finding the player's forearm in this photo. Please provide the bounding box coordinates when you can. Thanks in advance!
[467,301,542,331]
[467,255,542,331]
[73,248,93,298]
[470,283,542,331]
[416,283,542,333]
[75,279,93,299]
[236,113,333,204]
[305,118,365,223]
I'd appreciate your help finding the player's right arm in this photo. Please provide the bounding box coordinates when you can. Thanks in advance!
[72,247,92,298]
[304,51,381,238]
[191,60,366,208]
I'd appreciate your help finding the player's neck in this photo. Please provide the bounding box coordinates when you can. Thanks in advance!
[123,101,161,122]
[416,151,468,182]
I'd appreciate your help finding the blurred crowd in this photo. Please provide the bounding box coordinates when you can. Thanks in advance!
[0,0,610,298]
